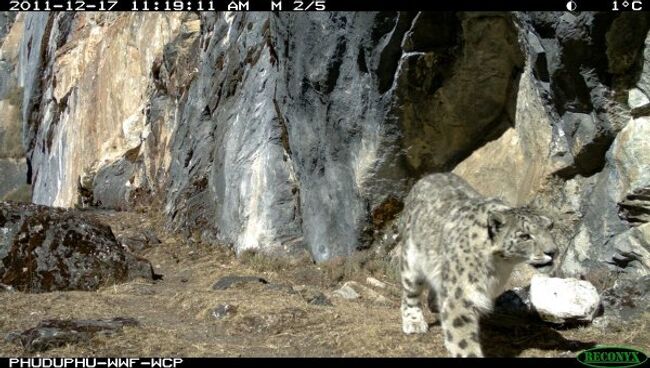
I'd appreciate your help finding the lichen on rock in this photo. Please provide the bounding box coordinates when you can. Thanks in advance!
[0,202,155,292]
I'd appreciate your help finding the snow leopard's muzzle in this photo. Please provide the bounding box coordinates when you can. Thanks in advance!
[528,251,555,271]
[528,239,557,271]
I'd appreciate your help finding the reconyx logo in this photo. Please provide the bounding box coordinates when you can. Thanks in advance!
[577,346,648,368]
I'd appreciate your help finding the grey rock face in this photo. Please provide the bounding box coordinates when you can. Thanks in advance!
[91,153,141,210]
[0,13,16,40]
[456,12,650,288]
[0,14,29,202]
[605,224,650,277]
[0,160,29,201]
[0,202,155,292]
[559,115,650,279]
[600,275,650,321]
[19,13,185,208]
[17,12,525,262]
[161,12,524,261]
[611,118,650,226]
[527,12,643,179]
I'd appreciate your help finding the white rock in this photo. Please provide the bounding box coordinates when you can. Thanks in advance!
[335,281,390,305]
[628,88,650,109]
[366,276,387,289]
[333,283,360,300]
[361,286,390,305]
[530,275,601,323]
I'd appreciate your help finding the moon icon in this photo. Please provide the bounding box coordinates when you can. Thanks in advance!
[566,0,577,10]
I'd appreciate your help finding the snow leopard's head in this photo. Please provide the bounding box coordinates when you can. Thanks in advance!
[487,206,557,271]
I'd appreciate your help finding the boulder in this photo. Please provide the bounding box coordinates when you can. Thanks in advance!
[366,276,388,289]
[530,275,601,323]
[212,304,238,320]
[298,287,333,307]
[333,281,389,305]
[628,88,650,109]
[115,228,161,253]
[6,318,139,353]
[265,282,297,294]
[0,202,155,292]
[211,275,268,290]
[333,283,361,300]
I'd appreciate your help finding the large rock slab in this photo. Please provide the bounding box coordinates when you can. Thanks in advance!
[610,117,650,225]
[604,223,650,277]
[530,275,601,323]
[0,202,155,292]
[5,318,139,353]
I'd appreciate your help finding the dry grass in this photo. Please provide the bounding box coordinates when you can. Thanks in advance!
[318,251,401,287]
[0,210,648,357]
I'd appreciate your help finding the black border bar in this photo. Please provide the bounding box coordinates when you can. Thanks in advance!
[0,0,645,12]
[0,357,592,368]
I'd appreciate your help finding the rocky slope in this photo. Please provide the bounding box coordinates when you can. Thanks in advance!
[2,11,649,287]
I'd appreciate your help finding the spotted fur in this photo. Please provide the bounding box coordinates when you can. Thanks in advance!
[399,173,557,357]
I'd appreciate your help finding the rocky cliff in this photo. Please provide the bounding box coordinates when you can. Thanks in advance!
[3,11,649,284]
[0,13,30,202]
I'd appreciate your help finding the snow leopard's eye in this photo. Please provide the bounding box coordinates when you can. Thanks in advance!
[517,233,531,241]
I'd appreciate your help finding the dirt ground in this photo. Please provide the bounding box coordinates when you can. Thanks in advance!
[1,210,648,357]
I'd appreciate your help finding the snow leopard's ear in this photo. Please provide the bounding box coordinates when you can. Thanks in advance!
[540,215,553,230]
[487,209,508,240]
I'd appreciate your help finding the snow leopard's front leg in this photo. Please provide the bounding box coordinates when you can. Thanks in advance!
[400,254,428,334]
[439,293,483,357]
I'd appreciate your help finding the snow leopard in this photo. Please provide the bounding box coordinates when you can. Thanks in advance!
[399,173,557,357]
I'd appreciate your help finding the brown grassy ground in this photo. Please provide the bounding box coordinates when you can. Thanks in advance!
[0,210,648,357]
